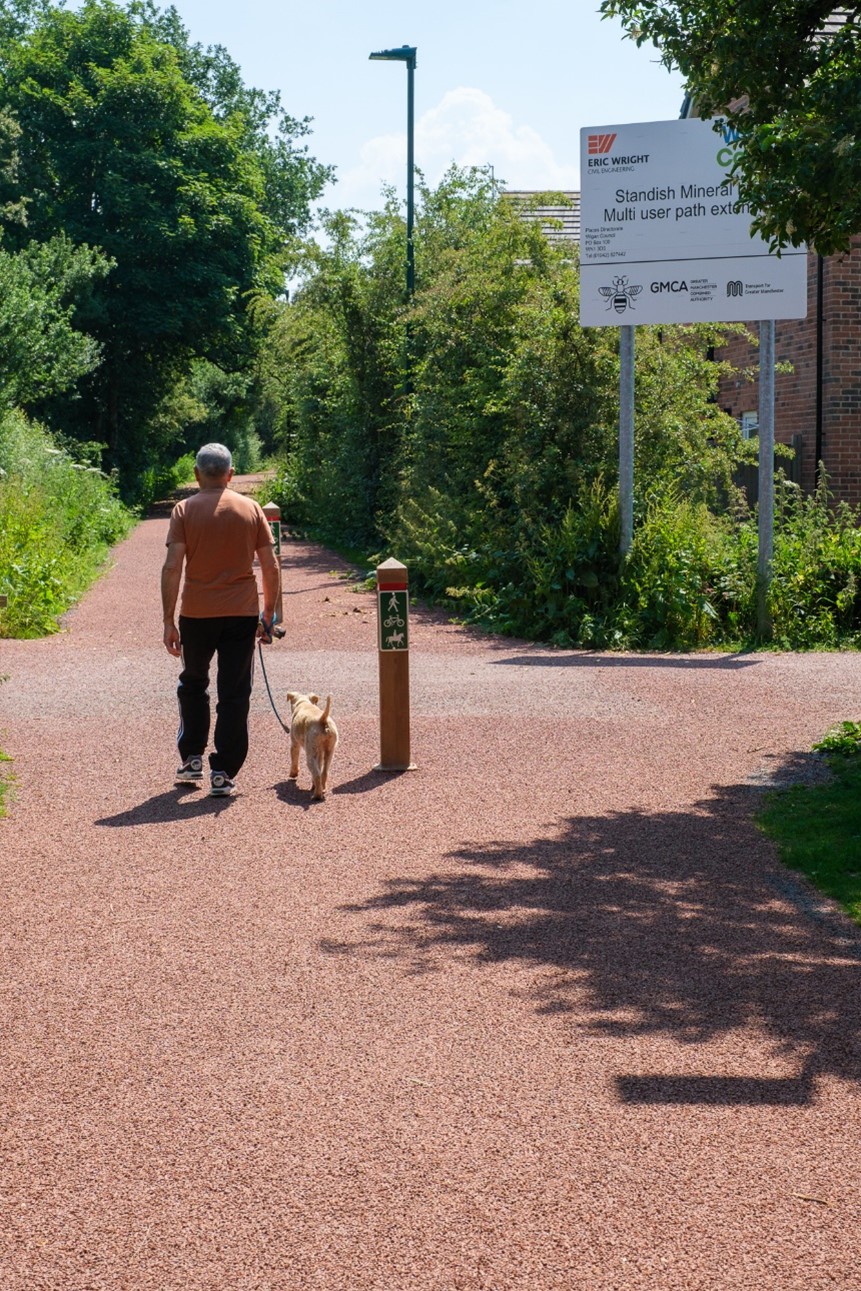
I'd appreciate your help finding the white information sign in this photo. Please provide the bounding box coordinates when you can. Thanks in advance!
[579,118,808,327]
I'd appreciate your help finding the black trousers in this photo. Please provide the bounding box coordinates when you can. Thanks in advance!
[176,615,258,779]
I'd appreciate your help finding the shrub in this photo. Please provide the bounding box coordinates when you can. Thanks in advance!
[257,167,861,654]
[262,457,309,530]
[394,477,861,653]
[767,474,861,648]
[133,453,196,513]
[0,411,133,638]
[619,491,735,649]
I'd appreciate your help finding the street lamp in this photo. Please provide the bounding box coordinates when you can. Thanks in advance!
[369,45,417,298]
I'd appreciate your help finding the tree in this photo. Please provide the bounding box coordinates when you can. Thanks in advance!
[148,3,332,240]
[0,0,331,487]
[256,198,410,545]
[0,105,25,224]
[600,1,861,253]
[0,68,108,410]
[261,164,742,640]
[0,235,109,408]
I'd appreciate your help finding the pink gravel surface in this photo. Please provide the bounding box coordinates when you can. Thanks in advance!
[2,489,861,1290]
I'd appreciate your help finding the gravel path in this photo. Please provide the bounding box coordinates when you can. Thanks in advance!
[2,493,861,1290]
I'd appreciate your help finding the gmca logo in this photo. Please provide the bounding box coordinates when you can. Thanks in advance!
[588,133,617,155]
[598,275,643,313]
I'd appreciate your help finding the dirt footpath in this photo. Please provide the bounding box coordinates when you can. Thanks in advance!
[1,499,861,1291]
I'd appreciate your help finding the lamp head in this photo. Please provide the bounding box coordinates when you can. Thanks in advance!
[369,45,417,66]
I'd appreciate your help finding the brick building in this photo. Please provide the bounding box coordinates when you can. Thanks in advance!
[716,243,861,506]
[687,8,861,505]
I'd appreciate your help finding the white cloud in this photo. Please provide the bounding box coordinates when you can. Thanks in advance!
[326,86,579,213]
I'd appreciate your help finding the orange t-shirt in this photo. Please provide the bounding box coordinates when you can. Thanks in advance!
[166,487,274,618]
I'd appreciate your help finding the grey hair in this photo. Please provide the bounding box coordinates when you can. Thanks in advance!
[195,443,232,479]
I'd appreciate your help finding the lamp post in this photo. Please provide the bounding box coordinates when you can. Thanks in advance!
[368,45,417,299]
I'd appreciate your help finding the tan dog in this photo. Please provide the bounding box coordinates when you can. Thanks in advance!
[286,692,338,800]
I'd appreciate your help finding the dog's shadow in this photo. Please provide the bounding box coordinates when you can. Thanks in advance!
[273,777,329,810]
[273,768,392,807]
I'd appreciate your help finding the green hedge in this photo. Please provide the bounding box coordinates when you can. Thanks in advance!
[0,411,133,637]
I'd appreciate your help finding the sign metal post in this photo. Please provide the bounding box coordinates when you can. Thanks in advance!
[619,325,635,555]
[757,320,776,640]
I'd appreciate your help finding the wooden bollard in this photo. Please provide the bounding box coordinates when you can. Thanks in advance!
[261,502,284,626]
[375,557,415,771]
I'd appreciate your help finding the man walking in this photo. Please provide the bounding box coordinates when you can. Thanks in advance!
[161,443,281,797]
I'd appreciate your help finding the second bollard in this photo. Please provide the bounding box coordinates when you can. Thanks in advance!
[261,502,284,626]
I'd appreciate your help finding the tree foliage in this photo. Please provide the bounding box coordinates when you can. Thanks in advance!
[600,1,861,253]
[0,0,331,489]
[261,168,747,644]
[148,3,332,239]
[0,55,108,407]
[0,234,109,407]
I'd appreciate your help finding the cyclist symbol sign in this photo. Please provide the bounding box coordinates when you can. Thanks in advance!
[379,589,408,652]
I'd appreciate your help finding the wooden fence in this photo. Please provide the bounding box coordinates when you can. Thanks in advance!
[733,433,803,505]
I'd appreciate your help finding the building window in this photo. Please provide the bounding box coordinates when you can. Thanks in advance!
[741,411,759,440]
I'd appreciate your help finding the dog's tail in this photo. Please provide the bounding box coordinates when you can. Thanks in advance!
[319,695,333,728]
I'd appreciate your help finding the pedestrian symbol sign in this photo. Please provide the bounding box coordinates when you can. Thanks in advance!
[379,589,408,651]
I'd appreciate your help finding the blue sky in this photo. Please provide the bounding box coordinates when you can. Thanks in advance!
[162,0,686,213]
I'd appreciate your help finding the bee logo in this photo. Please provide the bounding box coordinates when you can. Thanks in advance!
[599,275,643,313]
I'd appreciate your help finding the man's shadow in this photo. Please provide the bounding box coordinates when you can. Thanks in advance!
[96,788,235,826]
[97,767,390,824]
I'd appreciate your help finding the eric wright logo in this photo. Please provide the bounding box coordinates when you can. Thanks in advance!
[588,133,617,155]
[598,275,643,313]
[586,134,650,168]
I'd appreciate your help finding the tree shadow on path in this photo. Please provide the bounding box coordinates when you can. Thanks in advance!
[491,651,760,671]
[325,756,861,1105]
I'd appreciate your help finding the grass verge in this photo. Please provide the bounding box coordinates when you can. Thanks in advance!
[757,724,861,928]
[0,749,13,819]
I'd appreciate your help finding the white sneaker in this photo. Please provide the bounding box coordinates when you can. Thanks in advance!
[209,771,236,797]
[176,755,203,784]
